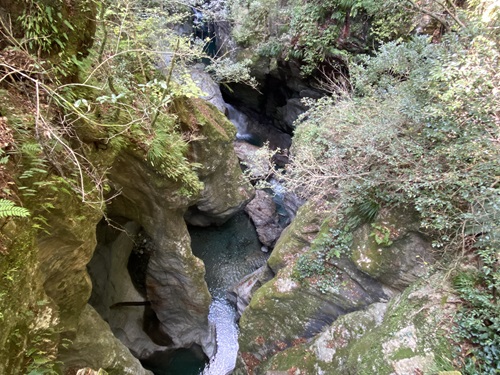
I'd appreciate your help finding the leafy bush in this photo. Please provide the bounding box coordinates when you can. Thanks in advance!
[228,0,423,74]
[282,3,499,372]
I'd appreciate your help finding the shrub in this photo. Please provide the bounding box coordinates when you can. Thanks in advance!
[282,4,499,372]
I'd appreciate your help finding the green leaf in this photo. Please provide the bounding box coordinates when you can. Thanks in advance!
[63,20,74,30]
[0,199,30,218]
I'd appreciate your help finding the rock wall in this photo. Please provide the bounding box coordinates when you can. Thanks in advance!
[0,0,255,373]
[59,305,152,375]
[260,273,459,374]
[102,97,254,357]
[235,200,437,374]
[87,221,168,359]
[0,87,252,374]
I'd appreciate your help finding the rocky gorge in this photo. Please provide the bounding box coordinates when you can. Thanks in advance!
[0,0,498,375]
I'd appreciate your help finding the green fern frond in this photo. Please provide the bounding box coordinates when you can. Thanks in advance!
[20,142,42,156]
[0,199,30,218]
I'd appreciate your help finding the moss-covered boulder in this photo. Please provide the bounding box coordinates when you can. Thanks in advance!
[267,198,330,273]
[237,203,437,373]
[236,199,389,373]
[351,208,434,291]
[176,97,255,226]
[260,273,459,375]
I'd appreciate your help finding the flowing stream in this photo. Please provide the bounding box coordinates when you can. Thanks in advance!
[190,211,268,375]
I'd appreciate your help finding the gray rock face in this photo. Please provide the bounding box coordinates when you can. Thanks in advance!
[107,149,214,355]
[233,141,271,180]
[88,221,168,359]
[245,190,283,247]
[190,64,227,113]
[351,208,435,291]
[277,98,307,130]
[214,20,238,59]
[228,265,274,318]
[101,97,254,357]
[59,305,153,375]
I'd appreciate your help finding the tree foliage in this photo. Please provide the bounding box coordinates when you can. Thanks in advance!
[279,2,499,371]
[227,0,460,74]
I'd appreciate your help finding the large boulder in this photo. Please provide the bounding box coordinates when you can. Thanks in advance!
[179,98,255,226]
[245,190,283,248]
[260,273,459,374]
[236,201,435,373]
[351,208,434,291]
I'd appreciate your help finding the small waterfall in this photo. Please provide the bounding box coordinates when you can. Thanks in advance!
[226,103,249,139]
[226,103,262,145]
[202,298,239,375]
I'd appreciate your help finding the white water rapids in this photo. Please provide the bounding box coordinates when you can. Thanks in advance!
[202,297,239,375]
[189,212,268,375]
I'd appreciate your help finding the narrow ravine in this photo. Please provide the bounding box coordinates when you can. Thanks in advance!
[189,211,268,375]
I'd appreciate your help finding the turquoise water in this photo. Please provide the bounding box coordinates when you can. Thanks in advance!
[147,211,266,375]
[143,349,206,375]
[190,211,268,296]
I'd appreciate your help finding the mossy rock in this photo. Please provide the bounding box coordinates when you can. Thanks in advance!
[268,198,331,273]
[259,273,459,375]
[0,218,58,375]
[237,199,389,374]
[59,305,152,375]
[351,208,434,291]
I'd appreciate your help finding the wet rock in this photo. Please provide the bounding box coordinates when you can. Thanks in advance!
[227,104,292,150]
[281,189,304,221]
[228,265,274,318]
[245,190,283,247]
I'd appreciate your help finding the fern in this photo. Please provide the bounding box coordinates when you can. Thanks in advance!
[0,199,30,218]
